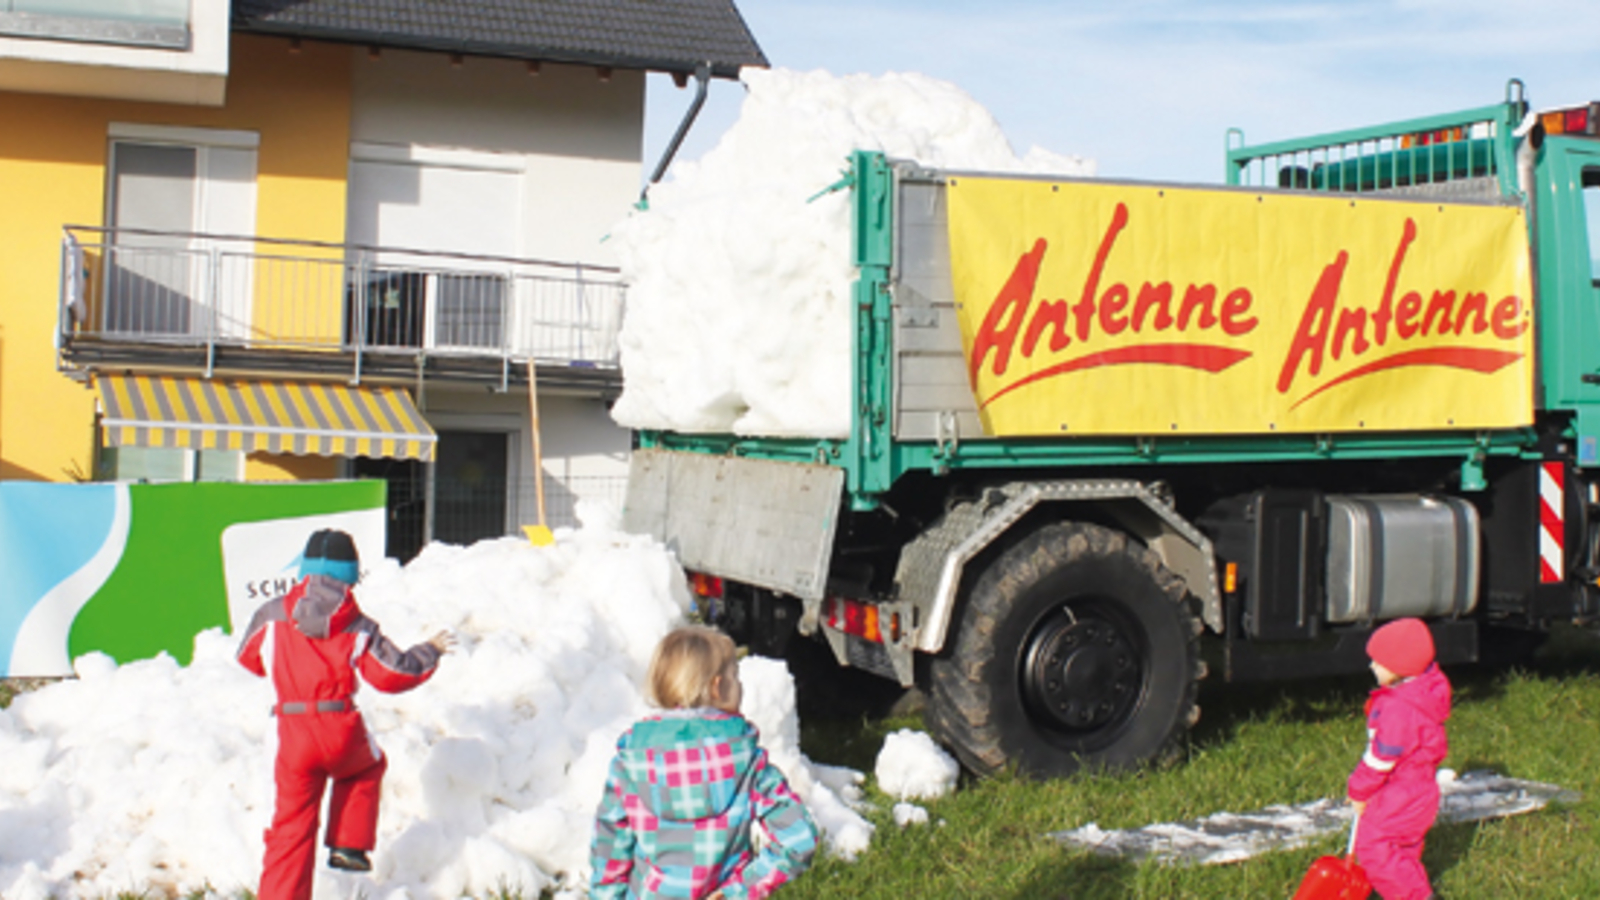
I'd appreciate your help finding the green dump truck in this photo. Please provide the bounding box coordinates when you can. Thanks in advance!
[624,80,1600,778]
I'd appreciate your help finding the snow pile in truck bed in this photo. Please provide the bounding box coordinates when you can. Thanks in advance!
[611,67,1094,438]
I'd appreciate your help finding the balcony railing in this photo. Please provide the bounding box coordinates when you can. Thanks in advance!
[59,225,626,383]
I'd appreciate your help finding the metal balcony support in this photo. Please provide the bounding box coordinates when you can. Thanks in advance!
[352,249,368,386]
[582,259,595,360]
[204,243,220,378]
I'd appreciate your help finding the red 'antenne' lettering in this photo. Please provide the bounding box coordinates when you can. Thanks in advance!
[1278,251,1349,394]
[1371,218,1417,345]
[1073,203,1131,341]
[969,238,1047,385]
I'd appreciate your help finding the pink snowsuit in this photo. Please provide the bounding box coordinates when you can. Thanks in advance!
[1347,662,1451,900]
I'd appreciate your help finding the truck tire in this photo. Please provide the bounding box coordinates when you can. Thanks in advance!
[926,521,1201,778]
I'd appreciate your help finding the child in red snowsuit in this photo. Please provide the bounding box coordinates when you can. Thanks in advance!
[236,528,451,900]
[1348,617,1451,900]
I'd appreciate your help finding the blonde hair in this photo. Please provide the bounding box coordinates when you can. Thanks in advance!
[647,626,738,709]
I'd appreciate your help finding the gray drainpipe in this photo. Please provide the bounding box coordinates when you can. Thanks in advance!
[640,62,713,206]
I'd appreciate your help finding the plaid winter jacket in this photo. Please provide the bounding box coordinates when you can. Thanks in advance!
[590,708,819,900]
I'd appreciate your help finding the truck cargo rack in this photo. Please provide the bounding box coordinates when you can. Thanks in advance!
[1226,80,1526,200]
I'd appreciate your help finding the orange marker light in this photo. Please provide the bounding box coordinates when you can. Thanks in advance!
[690,572,724,599]
[862,606,882,643]
[1224,561,1239,594]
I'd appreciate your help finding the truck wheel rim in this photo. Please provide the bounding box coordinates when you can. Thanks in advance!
[1020,605,1143,733]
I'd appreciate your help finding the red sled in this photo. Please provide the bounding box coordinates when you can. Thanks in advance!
[1291,852,1370,900]
[1291,815,1370,900]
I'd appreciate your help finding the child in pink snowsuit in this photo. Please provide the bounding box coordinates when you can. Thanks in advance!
[1348,617,1451,900]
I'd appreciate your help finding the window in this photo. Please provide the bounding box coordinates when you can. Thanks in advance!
[345,146,521,352]
[435,273,506,349]
[97,447,243,483]
[348,270,427,348]
[344,270,506,350]
[433,430,510,545]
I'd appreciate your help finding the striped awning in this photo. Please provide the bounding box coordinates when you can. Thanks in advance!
[97,374,436,461]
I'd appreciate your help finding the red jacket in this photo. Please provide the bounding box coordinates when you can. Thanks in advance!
[236,575,440,704]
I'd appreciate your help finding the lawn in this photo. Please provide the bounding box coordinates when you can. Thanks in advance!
[785,624,1600,899]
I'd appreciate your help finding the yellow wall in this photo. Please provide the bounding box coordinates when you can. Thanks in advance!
[0,34,352,482]
[246,452,339,482]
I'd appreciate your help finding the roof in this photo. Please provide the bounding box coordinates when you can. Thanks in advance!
[231,0,768,79]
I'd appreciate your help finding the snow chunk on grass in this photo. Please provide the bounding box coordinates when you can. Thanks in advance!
[873,729,959,801]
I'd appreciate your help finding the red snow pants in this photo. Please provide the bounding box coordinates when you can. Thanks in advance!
[1355,780,1438,900]
[259,709,387,900]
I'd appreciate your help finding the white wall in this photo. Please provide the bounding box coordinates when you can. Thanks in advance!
[536,394,631,479]
[421,388,628,476]
[347,47,644,267]
[422,387,630,530]
[345,47,641,530]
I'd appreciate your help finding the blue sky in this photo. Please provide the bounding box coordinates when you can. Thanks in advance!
[643,0,1600,185]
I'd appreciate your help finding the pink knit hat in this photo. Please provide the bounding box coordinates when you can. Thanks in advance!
[1367,617,1434,677]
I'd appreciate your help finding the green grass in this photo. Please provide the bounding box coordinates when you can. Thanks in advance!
[780,625,1600,899]
[53,626,1600,898]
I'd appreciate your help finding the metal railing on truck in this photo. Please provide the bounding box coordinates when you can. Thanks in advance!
[58,225,626,380]
[1225,81,1526,199]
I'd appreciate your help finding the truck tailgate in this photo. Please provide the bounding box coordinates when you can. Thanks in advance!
[623,449,844,601]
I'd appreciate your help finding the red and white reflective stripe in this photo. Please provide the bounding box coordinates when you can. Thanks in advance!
[1540,461,1565,584]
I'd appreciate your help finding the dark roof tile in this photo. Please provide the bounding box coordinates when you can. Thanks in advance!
[232,0,767,78]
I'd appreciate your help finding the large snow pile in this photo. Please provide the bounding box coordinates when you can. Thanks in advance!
[611,67,1095,438]
[0,515,872,899]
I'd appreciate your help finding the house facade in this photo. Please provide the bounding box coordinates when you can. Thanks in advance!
[0,0,766,559]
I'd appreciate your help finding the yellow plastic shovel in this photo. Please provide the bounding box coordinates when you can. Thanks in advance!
[522,359,554,546]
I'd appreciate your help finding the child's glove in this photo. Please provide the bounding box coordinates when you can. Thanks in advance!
[427,630,457,654]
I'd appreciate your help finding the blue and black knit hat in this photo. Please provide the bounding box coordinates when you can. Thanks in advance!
[300,528,360,585]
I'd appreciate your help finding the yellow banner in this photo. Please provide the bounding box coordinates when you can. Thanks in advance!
[946,177,1534,436]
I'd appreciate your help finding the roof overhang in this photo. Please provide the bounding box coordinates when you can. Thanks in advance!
[229,0,768,81]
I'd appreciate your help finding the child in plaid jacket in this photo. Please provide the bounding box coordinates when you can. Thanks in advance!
[590,626,819,900]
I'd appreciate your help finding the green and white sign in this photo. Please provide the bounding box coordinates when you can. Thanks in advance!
[0,480,386,676]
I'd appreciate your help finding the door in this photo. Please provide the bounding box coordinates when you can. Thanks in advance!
[105,133,259,340]
[106,142,196,335]
[352,455,427,563]
[434,430,510,546]
[1537,142,1600,414]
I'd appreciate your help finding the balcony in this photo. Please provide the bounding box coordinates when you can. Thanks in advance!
[58,225,626,394]
[0,0,190,49]
[0,0,228,104]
